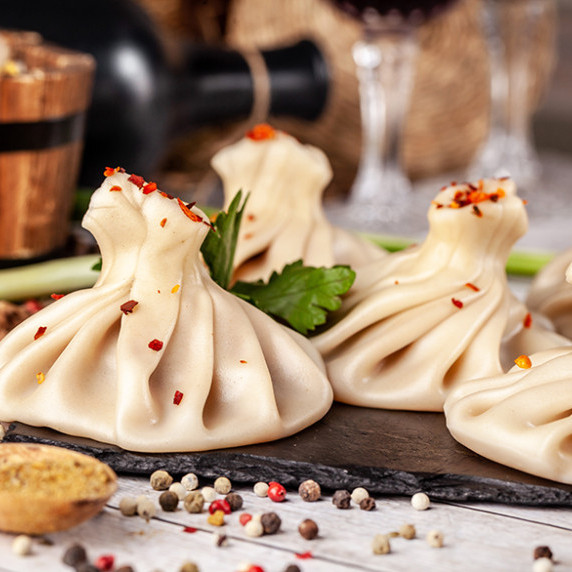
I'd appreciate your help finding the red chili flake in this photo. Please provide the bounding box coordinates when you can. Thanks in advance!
[451,298,463,309]
[183,526,197,533]
[467,183,478,191]
[34,326,47,340]
[109,185,122,192]
[36,372,45,384]
[267,482,286,502]
[450,181,457,186]
[94,554,114,571]
[465,282,480,292]
[209,499,231,515]
[142,182,157,195]
[245,566,265,572]
[173,390,184,405]
[160,218,167,228]
[240,360,247,364]
[522,199,528,205]
[246,123,276,141]
[239,513,252,526]
[394,280,399,285]
[177,198,203,223]
[432,201,444,209]
[247,213,256,221]
[523,313,532,328]
[244,233,253,240]
[498,176,510,181]
[515,354,532,369]
[50,293,65,300]
[159,191,174,200]
[103,166,123,177]
[295,552,313,560]
[149,339,164,351]
[24,299,43,314]
[128,173,145,188]
[472,205,483,217]
[120,300,138,315]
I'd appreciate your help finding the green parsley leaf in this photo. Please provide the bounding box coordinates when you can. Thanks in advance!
[200,191,248,290]
[231,260,356,335]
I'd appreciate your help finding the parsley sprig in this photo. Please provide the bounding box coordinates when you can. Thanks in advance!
[200,192,356,335]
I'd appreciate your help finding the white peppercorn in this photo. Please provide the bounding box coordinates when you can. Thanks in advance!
[372,533,391,555]
[137,497,157,521]
[426,529,444,548]
[411,492,431,511]
[201,486,217,502]
[399,523,416,540]
[119,496,138,517]
[169,482,187,500]
[181,472,199,491]
[12,535,32,556]
[351,487,369,505]
[214,476,232,495]
[150,469,173,491]
[244,519,264,538]
[533,557,553,572]
[253,481,269,497]
[184,491,205,513]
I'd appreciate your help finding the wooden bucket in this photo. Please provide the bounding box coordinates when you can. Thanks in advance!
[0,31,95,263]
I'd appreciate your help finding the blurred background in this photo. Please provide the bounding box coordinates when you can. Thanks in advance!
[0,0,570,259]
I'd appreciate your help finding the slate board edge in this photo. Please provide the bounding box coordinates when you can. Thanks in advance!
[5,429,572,507]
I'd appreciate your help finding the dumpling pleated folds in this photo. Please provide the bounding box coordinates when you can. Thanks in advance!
[0,172,333,452]
[211,125,385,284]
[312,178,569,411]
[444,346,572,484]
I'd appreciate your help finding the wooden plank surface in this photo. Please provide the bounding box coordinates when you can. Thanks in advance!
[1,475,571,571]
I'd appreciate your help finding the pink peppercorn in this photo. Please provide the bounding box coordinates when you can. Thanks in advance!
[209,499,231,515]
[95,554,115,571]
[267,482,286,502]
[245,566,265,572]
[239,513,253,526]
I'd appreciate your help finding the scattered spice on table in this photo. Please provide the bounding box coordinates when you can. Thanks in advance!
[411,492,431,511]
[169,482,187,500]
[201,486,217,502]
[244,519,264,538]
[359,497,376,511]
[209,499,231,515]
[119,496,138,517]
[260,512,281,535]
[533,546,553,560]
[372,533,391,555]
[253,482,269,497]
[298,479,321,502]
[298,518,319,540]
[181,472,199,491]
[136,497,156,521]
[150,469,173,491]
[225,492,244,511]
[184,491,205,514]
[12,535,33,556]
[332,489,352,509]
[267,481,286,502]
[426,529,444,548]
[350,487,369,505]
[159,491,179,512]
[207,509,226,526]
[399,523,416,540]
[214,476,232,495]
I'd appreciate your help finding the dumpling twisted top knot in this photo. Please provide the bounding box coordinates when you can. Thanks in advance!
[211,125,384,283]
[313,178,566,411]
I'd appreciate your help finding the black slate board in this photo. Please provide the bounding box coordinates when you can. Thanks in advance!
[5,403,572,506]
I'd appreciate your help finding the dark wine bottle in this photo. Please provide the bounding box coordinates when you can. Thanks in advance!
[0,0,329,187]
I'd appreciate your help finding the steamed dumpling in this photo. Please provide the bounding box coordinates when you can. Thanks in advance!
[312,178,568,411]
[444,344,572,484]
[527,247,572,339]
[211,124,385,283]
[0,170,333,452]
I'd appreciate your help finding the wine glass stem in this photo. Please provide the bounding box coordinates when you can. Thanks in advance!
[351,30,418,206]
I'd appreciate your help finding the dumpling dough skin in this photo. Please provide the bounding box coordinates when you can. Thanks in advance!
[312,179,569,411]
[527,247,572,339]
[211,128,385,284]
[0,172,333,452]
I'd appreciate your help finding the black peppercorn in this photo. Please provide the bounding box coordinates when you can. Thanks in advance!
[332,489,351,509]
[298,518,319,540]
[76,565,100,572]
[225,492,243,512]
[62,543,87,568]
[359,496,376,511]
[116,567,136,572]
[534,546,553,561]
[284,566,301,572]
[260,511,282,535]
[159,490,179,512]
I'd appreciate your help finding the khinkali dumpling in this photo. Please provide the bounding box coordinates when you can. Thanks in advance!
[0,170,333,452]
[312,178,568,411]
[444,342,572,484]
[527,247,572,339]
[211,124,385,283]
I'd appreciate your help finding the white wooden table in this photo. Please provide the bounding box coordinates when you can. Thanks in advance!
[0,474,571,572]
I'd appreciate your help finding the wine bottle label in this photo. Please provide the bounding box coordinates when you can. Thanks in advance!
[0,111,86,152]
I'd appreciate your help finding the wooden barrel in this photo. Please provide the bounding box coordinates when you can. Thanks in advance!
[0,31,95,263]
